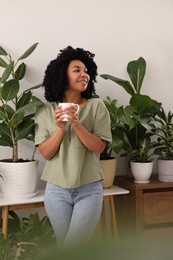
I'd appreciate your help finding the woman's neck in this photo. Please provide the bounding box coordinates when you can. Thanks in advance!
[63,93,82,104]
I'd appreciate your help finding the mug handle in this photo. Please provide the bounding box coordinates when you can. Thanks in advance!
[73,104,80,114]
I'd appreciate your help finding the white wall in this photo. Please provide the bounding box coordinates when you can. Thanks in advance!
[1,0,173,180]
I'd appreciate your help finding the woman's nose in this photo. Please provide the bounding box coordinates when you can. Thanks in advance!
[81,71,87,77]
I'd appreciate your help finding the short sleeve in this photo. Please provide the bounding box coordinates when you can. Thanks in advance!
[34,106,49,146]
[93,99,112,143]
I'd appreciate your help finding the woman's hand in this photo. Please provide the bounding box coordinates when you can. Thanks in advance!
[55,105,80,127]
[54,106,67,128]
[69,106,80,127]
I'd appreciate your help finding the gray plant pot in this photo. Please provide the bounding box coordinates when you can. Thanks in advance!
[158,158,173,182]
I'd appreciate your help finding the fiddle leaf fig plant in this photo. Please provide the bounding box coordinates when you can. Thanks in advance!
[0,43,43,162]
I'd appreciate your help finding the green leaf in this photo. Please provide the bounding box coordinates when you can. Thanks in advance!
[127,57,146,94]
[100,74,135,96]
[0,61,14,83]
[0,123,13,146]
[0,122,13,146]
[8,111,25,128]
[130,94,154,111]
[0,107,6,121]
[1,79,19,101]
[16,119,35,140]
[17,91,32,109]
[16,100,43,114]
[111,135,124,154]
[15,62,26,80]
[0,122,11,137]
[0,57,8,68]
[23,83,42,93]
[32,95,44,107]
[18,42,39,60]
[0,136,13,147]
[0,46,8,56]
[2,104,15,120]
[118,105,139,130]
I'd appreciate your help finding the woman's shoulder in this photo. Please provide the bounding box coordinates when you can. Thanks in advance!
[35,102,56,116]
[88,97,105,106]
[40,101,56,109]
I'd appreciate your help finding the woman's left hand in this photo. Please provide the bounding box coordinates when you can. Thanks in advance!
[69,106,80,127]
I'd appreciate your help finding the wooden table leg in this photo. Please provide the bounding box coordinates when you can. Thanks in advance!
[110,195,118,239]
[2,206,9,238]
[101,200,106,235]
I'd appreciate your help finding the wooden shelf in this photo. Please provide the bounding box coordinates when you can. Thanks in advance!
[114,175,173,238]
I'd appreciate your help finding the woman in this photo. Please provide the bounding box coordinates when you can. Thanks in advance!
[34,46,112,247]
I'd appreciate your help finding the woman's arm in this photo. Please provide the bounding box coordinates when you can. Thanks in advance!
[38,127,65,160]
[38,106,67,160]
[72,123,106,154]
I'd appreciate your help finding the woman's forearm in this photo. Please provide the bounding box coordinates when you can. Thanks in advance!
[72,124,106,154]
[38,127,65,160]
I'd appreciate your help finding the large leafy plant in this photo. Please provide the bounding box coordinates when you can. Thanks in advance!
[0,43,43,162]
[100,57,161,162]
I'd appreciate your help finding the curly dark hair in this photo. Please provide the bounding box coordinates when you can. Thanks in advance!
[42,46,98,102]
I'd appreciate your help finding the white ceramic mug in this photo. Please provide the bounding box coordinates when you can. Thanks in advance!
[59,103,80,121]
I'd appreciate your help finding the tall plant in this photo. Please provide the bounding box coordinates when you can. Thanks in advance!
[100,57,161,162]
[0,43,43,162]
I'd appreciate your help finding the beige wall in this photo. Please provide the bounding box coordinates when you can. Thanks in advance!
[1,0,173,180]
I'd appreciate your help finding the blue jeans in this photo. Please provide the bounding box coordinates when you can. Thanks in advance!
[44,181,103,247]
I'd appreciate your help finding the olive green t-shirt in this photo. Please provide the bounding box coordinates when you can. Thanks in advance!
[34,98,112,188]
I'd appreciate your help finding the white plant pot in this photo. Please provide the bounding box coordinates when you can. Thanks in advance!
[100,158,116,188]
[158,159,173,182]
[130,161,153,184]
[0,160,38,199]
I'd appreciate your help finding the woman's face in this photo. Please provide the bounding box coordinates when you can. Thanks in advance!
[66,60,90,92]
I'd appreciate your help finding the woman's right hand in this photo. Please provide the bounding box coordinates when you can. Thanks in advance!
[54,106,67,128]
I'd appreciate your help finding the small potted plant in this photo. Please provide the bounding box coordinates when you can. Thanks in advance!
[0,43,43,198]
[146,107,173,182]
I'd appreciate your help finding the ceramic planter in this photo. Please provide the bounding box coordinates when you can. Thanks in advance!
[157,158,173,182]
[0,160,38,199]
[130,161,153,183]
[100,158,116,188]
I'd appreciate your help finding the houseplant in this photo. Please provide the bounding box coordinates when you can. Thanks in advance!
[145,107,173,182]
[0,211,56,259]
[100,96,124,188]
[0,43,43,198]
[100,57,161,183]
[100,96,138,187]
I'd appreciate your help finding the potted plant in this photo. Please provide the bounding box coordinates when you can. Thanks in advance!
[100,57,161,183]
[145,107,173,182]
[0,211,56,259]
[0,43,43,198]
[100,96,139,187]
[100,97,124,188]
